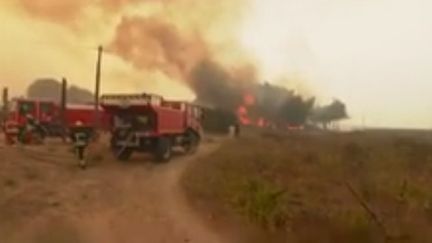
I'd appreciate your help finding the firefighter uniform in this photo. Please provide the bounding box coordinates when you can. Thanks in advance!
[18,114,36,144]
[71,121,90,169]
[19,114,45,144]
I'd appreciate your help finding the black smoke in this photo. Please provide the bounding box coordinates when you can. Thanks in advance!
[189,59,250,111]
[109,15,320,127]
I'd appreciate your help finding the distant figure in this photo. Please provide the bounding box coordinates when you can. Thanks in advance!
[71,121,91,169]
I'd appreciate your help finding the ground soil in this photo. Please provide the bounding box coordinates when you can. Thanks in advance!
[0,137,226,243]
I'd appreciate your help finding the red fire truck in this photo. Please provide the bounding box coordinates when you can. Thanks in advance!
[3,98,110,144]
[3,98,52,144]
[101,93,203,162]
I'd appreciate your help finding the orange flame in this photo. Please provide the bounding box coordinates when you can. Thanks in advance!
[237,92,258,126]
[243,93,255,106]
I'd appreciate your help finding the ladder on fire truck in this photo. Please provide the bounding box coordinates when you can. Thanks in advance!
[100,93,163,107]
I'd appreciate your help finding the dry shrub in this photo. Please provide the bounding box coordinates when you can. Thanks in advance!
[183,131,432,243]
[231,178,288,230]
[341,142,369,168]
[291,212,380,243]
[394,138,432,171]
[302,151,320,164]
[260,131,287,143]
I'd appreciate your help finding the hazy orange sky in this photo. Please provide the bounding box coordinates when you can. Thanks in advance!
[1,0,431,129]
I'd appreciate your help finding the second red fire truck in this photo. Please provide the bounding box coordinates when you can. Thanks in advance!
[101,93,203,162]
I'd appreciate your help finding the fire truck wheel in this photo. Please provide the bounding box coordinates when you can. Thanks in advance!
[155,137,172,162]
[184,131,199,154]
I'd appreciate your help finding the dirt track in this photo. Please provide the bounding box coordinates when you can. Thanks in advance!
[0,139,224,243]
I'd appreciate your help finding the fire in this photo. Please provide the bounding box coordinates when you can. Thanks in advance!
[237,92,264,127]
[237,105,247,115]
[243,93,255,106]
[257,117,265,127]
[237,105,251,125]
[237,92,303,130]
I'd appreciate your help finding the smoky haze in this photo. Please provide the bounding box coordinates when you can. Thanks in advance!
[15,0,153,24]
[108,14,318,124]
[109,16,208,80]
[111,18,321,124]
[12,0,347,126]
[27,79,93,104]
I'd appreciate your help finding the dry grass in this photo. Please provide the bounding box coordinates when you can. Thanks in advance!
[183,130,432,243]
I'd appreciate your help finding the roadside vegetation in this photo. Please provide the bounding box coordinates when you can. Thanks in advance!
[183,130,432,243]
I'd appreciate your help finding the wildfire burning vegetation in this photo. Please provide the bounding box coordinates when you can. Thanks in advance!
[9,0,347,128]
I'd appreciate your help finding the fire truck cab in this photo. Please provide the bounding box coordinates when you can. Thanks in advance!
[3,98,53,143]
[3,98,111,144]
[101,93,203,162]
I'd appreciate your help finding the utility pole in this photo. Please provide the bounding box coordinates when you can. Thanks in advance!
[1,87,8,124]
[60,78,67,141]
[94,45,103,130]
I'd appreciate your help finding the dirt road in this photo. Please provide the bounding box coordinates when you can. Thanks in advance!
[0,139,225,243]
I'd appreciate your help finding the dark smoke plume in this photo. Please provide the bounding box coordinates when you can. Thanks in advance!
[109,16,315,125]
[189,59,254,111]
[16,0,334,126]
[245,83,315,126]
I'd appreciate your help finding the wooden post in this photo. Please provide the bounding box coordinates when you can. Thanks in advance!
[94,45,103,130]
[60,78,67,141]
[1,87,8,124]
[2,86,8,105]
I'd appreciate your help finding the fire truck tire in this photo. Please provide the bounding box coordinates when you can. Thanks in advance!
[155,137,172,162]
[184,131,199,154]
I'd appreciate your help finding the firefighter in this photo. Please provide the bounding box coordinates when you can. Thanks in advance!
[20,114,45,144]
[17,114,35,144]
[71,121,90,169]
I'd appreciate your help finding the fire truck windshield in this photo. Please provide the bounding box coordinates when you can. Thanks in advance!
[19,101,35,116]
[114,113,152,130]
[40,102,53,113]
